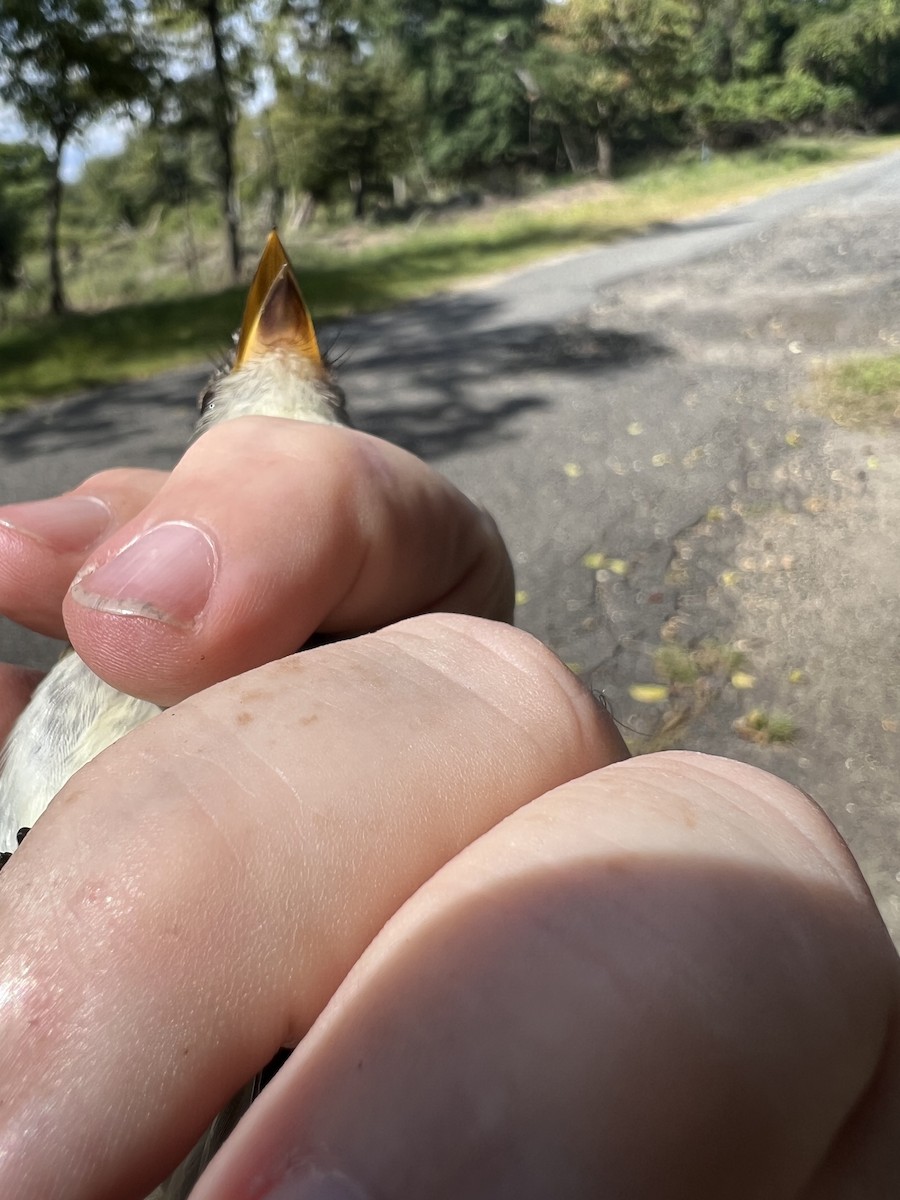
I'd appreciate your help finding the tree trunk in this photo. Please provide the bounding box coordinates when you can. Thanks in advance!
[349,171,365,220]
[261,110,284,231]
[47,136,67,315]
[558,124,580,173]
[204,0,241,280]
[595,128,613,180]
[392,174,408,206]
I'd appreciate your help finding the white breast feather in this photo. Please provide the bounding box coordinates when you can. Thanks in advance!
[0,652,161,849]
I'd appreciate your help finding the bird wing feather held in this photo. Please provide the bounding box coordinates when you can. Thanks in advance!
[0,231,350,1199]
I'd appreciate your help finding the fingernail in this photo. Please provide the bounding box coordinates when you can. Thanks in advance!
[71,521,218,626]
[0,495,112,554]
[262,1168,369,1200]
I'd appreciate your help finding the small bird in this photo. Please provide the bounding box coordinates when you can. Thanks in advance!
[0,231,351,1197]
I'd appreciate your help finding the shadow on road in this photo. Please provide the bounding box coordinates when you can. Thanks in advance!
[0,369,201,468]
[1,289,673,468]
[341,291,673,459]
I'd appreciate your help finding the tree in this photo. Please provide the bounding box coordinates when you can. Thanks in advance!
[785,0,900,121]
[686,1,859,145]
[269,3,423,217]
[150,0,257,279]
[536,0,701,177]
[0,0,156,313]
[320,0,544,184]
[0,143,47,295]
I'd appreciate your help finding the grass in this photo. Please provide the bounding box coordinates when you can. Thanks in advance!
[733,707,798,745]
[808,352,900,428]
[629,637,750,753]
[636,637,798,753]
[2,135,899,410]
[654,638,746,690]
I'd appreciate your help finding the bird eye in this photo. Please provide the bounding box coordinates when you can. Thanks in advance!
[197,372,221,415]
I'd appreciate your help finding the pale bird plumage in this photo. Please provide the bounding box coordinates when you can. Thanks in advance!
[0,232,349,1199]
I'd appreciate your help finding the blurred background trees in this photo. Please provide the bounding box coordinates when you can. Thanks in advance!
[1,0,899,315]
[0,0,158,312]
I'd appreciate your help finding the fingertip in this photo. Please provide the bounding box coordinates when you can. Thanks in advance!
[384,613,630,771]
[193,750,898,1200]
[609,751,884,909]
[0,471,168,641]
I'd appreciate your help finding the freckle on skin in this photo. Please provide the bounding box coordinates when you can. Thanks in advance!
[56,787,84,810]
[236,710,253,726]
[74,880,106,905]
[297,713,319,727]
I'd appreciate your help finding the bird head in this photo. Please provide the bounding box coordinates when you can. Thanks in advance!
[196,230,348,432]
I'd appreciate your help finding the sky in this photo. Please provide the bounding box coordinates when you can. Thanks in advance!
[0,104,132,182]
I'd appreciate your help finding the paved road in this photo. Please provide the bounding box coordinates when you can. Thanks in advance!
[2,150,899,936]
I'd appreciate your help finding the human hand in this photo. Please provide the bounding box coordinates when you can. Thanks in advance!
[0,614,897,1200]
[0,416,513,706]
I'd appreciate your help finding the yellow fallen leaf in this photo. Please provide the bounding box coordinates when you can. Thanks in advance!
[608,558,629,576]
[626,421,644,436]
[785,430,801,447]
[565,662,584,675]
[581,552,606,570]
[731,671,756,690]
[651,453,672,467]
[563,462,583,479]
[867,456,879,471]
[720,570,740,588]
[707,505,725,522]
[515,590,530,606]
[629,684,669,704]
[788,668,807,685]
[882,717,899,733]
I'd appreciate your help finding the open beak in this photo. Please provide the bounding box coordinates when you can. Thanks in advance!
[233,230,323,371]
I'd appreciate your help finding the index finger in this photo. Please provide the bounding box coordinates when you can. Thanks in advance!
[0,615,626,1200]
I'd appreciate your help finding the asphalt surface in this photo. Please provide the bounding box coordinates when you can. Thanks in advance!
[2,150,899,939]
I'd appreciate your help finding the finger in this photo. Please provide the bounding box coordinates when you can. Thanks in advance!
[0,664,43,744]
[63,417,515,707]
[192,753,900,1200]
[0,469,167,638]
[0,615,625,1200]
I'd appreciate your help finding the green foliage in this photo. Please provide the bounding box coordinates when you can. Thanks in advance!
[0,0,158,311]
[809,352,900,428]
[148,0,259,277]
[343,0,544,181]
[79,126,216,227]
[0,0,156,151]
[419,1,544,178]
[786,1,900,115]
[266,28,422,214]
[535,0,703,172]
[689,74,856,145]
[0,143,47,290]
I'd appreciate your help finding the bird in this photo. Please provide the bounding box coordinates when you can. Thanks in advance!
[0,231,351,1198]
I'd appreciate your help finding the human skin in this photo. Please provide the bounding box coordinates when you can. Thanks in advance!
[0,418,514,706]
[0,420,897,1200]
